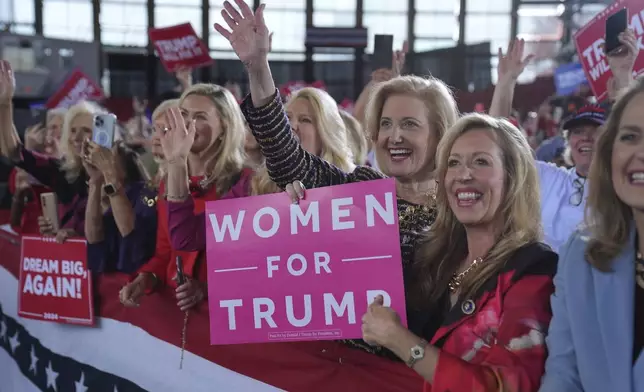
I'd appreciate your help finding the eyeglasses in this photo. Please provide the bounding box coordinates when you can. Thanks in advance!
[569,177,586,206]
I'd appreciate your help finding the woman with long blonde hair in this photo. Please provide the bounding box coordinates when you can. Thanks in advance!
[120,83,249,311]
[339,109,368,165]
[541,78,644,392]
[361,113,557,391]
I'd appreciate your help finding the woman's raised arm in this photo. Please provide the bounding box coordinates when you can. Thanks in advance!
[215,0,383,189]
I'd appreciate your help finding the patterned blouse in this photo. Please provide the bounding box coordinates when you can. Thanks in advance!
[241,91,435,357]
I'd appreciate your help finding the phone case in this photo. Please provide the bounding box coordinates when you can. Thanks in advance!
[92,114,117,148]
[605,9,628,55]
[40,192,60,232]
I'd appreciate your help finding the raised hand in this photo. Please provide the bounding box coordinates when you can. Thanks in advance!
[497,38,535,83]
[392,40,409,77]
[214,0,270,67]
[175,67,193,91]
[606,28,640,78]
[160,107,196,163]
[0,61,15,105]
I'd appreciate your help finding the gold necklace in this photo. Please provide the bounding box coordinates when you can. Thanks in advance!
[449,257,484,293]
[636,249,644,290]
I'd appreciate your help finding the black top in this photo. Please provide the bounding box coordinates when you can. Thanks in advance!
[634,248,644,364]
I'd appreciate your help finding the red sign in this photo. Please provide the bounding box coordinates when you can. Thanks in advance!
[18,236,94,326]
[45,69,105,109]
[149,23,213,72]
[574,0,644,101]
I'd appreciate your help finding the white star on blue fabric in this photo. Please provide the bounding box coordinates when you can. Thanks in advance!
[8,331,20,354]
[29,345,39,375]
[75,371,88,392]
[45,361,59,392]
[0,317,7,343]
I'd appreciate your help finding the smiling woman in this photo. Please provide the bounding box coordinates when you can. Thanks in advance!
[361,113,556,392]
[540,77,644,392]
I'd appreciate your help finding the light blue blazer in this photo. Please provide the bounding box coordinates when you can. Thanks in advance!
[540,227,644,392]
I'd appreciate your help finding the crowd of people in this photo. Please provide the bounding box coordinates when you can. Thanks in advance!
[0,0,643,390]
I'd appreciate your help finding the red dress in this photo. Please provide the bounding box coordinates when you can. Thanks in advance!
[423,242,557,392]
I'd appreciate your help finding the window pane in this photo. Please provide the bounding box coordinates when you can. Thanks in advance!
[313,11,356,27]
[6,0,35,24]
[313,0,356,12]
[155,6,203,38]
[416,0,458,13]
[415,13,458,40]
[265,0,305,10]
[209,1,256,50]
[364,0,406,12]
[363,13,407,53]
[414,38,456,52]
[262,9,306,52]
[466,0,511,14]
[43,0,93,41]
[156,0,200,6]
[465,14,511,54]
[100,2,148,46]
[11,24,36,35]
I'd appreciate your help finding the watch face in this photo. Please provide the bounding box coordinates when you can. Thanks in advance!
[103,184,116,195]
[412,346,424,359]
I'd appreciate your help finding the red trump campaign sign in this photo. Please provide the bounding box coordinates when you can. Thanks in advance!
[18,236,94,326]
[574,0,644,101]
[205,179,407,345]
[149,23,213,72]
[45,69,105,109]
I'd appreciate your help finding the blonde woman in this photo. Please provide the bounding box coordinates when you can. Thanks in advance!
[362,114,557,391]
[0,63,103,240]
[120,83,248,312]
[339,109,368,165]
[216,0,459,358]
[541,78,644,392]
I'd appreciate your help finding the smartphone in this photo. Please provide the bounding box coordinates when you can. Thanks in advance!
[40,192,60,232]
[605,8,628,56]
[175,256,185,286]
[372,34,394,70]
[92,113,117,148]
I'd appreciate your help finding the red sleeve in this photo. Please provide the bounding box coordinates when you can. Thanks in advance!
[431,275,553,392]
[8,168,17,195]
[136,184,171,290]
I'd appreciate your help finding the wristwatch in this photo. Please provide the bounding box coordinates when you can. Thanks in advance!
[103,182,119,197]
[406,339,428,368]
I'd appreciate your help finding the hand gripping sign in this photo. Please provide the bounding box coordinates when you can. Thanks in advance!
[205,179,407,345]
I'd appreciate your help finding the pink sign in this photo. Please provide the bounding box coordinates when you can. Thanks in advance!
[205,179,406,345]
